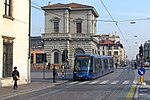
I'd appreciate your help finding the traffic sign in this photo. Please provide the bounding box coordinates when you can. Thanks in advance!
[138,68,145,76]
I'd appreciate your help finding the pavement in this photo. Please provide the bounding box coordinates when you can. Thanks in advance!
[133,67,150,100]
[0,68,150,100]
[0,74,68,100]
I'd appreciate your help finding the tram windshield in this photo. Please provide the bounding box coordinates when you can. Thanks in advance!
[74,57,90,72]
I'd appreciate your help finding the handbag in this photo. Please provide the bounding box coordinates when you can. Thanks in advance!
[16,76,20,80]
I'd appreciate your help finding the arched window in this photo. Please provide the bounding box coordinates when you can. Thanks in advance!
[74,48,85,56]
[54,52,59,64]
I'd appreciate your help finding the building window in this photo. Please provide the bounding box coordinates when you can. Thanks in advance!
[3,37,14,78]
[50,17,60,33]
[75,48,85,55]
[114,51,118,55]
[114,46,118,49]
[36,54,43,63]
[76,22,82,33]
[103,46,105,50]
[54,52,59,64]
[108,46,112,49]
[103,51,105,55]
[109,51,112,56]
[4,0,11,16]
[4,0,13,17]
[54,21,59,33]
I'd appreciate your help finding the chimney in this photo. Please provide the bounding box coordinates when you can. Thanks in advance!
[48,1,51,5]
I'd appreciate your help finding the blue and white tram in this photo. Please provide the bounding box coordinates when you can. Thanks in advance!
[73,54,114,80]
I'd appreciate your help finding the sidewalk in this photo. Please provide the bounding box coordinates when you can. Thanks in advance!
[134,68,150,99]
[0,78,67,100]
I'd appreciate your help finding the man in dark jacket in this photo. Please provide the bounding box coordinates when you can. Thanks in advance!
[12,66,20,89]
[53,65,57,82]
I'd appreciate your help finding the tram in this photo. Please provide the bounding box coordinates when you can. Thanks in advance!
[73,54,114,80]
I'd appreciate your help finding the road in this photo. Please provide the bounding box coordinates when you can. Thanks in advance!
[4,67,139,100]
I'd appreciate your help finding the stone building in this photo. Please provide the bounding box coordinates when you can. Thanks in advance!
[144,40,150,62]
[41,3,99,68]
[0,0,30,87]
[99,33,126,66]
[31,36,45,64]
[30,36,46,69]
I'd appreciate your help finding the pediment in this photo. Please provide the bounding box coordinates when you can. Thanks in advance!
[73,18,84,22]
[50,17,61,22]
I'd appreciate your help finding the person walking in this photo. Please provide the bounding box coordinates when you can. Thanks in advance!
[53,65,57,82]
[47,63,51,70]
[115,63,118,69]
[12,66,20,89]
[134,62,137,69]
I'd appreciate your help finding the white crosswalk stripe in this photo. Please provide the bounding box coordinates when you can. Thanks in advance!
[133,80,138,85]
[110,80,119,84]
[123,80,130,84]
[99,80,109,84]
[67,81,79,85]
[67,80,134,85]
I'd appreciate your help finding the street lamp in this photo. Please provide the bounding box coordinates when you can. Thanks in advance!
[28,0,31,83]
[130,21,136,24]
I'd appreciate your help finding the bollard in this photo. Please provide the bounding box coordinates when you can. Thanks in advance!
[140,76,144,83]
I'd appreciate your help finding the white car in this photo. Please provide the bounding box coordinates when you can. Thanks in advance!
[143,62,150,67]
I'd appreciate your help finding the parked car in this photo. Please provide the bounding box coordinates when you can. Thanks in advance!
[143,62,150,67]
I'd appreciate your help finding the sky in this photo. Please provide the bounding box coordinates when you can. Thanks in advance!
[31,0,150,60]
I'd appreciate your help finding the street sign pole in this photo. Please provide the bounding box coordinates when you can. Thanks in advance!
[138,44,146,84]
[138,67,146,85]
[140,76,144,83]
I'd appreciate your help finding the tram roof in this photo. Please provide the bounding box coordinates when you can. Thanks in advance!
[75,54,113,58]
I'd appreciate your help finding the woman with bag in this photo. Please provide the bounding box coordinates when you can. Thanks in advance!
[12,66,20,89]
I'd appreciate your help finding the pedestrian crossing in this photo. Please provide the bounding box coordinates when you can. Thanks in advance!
[67,80,138,85]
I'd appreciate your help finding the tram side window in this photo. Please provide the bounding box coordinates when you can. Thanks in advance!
[111,59,114,68]
[107,59,110,68]
[109,59,111,68]
[104,59,108,69]
[90,57,94,72]
[106,59,108,69]
[99,58,102,70]
[103,59,105,69]
[95,58,99,72]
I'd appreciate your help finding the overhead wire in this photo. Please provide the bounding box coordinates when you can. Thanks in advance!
[117,18,150,22]
[31,1,150,23]
[99,0,129,47]
[31,1,150,43]
[41,0,47,4]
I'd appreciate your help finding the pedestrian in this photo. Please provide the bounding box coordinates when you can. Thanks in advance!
[134,63,137,69]
[115,63,118,69]
[47,63,51,70]
[53,65,57,82]
[12,66,20,89]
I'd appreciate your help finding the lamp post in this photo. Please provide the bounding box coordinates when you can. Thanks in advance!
[27,0,31,83]
[43,53,47,79]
